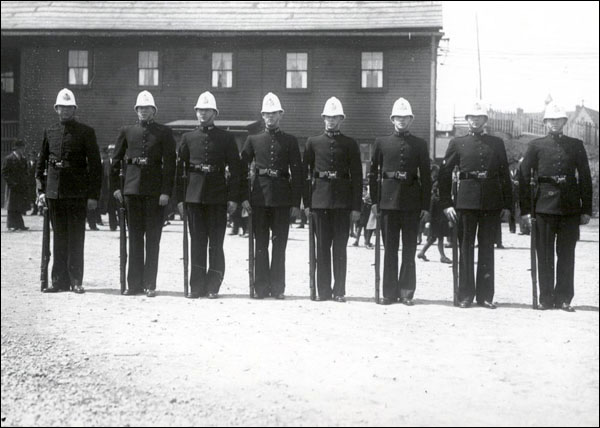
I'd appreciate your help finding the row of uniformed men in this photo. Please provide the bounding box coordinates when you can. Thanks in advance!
[36,89,592,310]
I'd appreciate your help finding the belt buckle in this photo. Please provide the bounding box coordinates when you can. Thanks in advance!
[267,169,279,178]
[137,157,148,166]
[555,175,567,184]
[201,165,212,173]
[327,171,337,179]
[477,171,488,179]
[395,171,407,180]
[54,160,64,168]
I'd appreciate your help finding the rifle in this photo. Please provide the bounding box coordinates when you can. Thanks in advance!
[374,154,382,304]
[247,163,255,298]
[308,165,316,301]
[40,162,50,292]
[530,168,538,310]
[451,166,459,306]
[182,160,189,297]
[119,160,127,295]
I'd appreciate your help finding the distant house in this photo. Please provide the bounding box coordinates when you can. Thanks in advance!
[570,105,600,128]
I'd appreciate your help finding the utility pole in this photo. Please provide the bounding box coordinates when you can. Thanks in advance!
[476,12,482,99]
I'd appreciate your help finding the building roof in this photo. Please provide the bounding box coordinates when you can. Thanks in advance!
[573,105,599,127]
[1,1,443,35]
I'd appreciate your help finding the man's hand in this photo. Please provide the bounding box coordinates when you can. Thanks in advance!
[580,214,591,225]
[304,207,311,218]
[242,200,252,215]
[227,201,238,215]
[113,189,123,203]
[371,204,377,214]
[87,199,98,211]
[177,202,185,218]
[37,193,47,207]
[351,210,361,223]
[420,210,429,220]
[290,206,301,219]
[523,214,531,227]
[158,194,170,206]
[444,207,457,224]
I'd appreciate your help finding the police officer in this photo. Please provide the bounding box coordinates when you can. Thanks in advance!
[303,97,362,302]
[176,92,241,299]
[369,98,432,305]
[520,103,592,312]
[112,91,176,297]
[2,139,30,231]
[439,101,512,309]
[36,88,102,294]
[240,93,303,299]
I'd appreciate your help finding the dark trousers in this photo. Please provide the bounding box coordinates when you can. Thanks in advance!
[313,209,350,299]
[47,198,87,289]
[107,198,118,231]
[187,203,227,295]
[536,214,579,306]
[125,195,164,291]
[457,209,500,303]
[253,206,291,297]
[6,210,25,229]
[382,210,420,299]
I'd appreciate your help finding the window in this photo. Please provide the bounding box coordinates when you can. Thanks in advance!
[286,53,308,89]
[68,50,89,85]
[212,53,233,88]
[361,52,383,88]
[1,71,14,93]
[138,51,159,86]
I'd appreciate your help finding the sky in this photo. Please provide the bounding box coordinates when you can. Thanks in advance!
[437,1,599,122]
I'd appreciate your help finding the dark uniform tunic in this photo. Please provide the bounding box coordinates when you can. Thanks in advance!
[439,131,512,304]
[519,133,592,307]
[303,130,362,299]
[111,120,176,292]
[369,131,431,300]
[2,151,30,229]
[36,118,102,289]
[240,128,303,298]
[176,125,241,296]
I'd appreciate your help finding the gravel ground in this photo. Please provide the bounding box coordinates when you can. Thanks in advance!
[1,210,598,426]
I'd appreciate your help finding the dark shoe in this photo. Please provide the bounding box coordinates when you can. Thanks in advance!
[123,289,141,296]
[537,303,553,310]
[333,296,346,303]
[89,225,99,231]
[477,300,497,309]
[496,244,505,249]
[315,295,330,301]
[558,302,575,312]
[275,293,285,300]
[253,293,265,300]
[417,253,429,262]
[43,285,61,293]
[352,241,359,247]
[186,292,200,299]
[440,256,452,264]
[72,285,85,294]
[19,226,30,231]
[399,297,414,306]
[380,297,393,305]
[145,289,156,298]
[459,300,471,308]
[207,293,218,299]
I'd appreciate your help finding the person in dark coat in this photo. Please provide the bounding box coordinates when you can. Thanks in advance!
[369,98,432,305]
[176,91,241,299]
[240,92,303,299]
[2,139,30,231]
[36,88,102,294]
[112,91,176,298]
[439,101,512,309]
[519,103,592,312]
[303,97,362,302]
